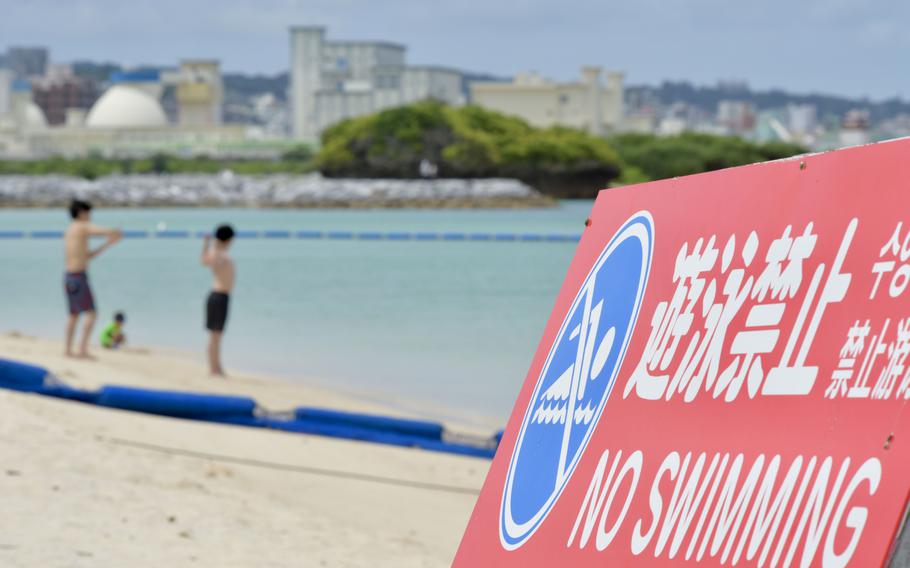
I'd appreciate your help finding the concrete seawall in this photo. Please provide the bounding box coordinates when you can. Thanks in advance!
[0,172,555,208]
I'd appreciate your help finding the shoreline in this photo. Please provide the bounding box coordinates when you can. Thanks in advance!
[0,173,557,209]
[0,331,502,433]
[0,196,556,209]
[0,332,488,566]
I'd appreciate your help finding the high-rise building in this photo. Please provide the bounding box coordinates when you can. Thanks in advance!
[175,59,223,126]
[470,67,624,135]
[290,26,465,140]
[31,65,98,126]
[840,109,870,148]
[0,68,12,116]
[787,104,817,136]
[717,100,756,134]
[5,47,49,78]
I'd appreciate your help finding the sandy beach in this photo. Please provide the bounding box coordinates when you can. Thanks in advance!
[0,333,489,567]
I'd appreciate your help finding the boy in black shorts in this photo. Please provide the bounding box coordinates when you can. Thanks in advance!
[200,224,235,376]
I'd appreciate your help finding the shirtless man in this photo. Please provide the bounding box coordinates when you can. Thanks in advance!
[63,199,122,358]
[200,224,236,376]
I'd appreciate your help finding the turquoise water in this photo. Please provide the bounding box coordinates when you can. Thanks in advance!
[0,204,591,422]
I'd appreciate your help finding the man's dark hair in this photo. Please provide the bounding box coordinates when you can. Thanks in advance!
[114,311,125,323]
[214,224,235,242]
[69,199,92,219]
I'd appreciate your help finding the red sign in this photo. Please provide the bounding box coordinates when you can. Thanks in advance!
[455,138,910,567]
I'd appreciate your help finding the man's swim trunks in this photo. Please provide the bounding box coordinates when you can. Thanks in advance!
[64,272,96,315]
[205,291,230,332]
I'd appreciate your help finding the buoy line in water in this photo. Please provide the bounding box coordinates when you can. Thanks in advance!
[0,229,581,242]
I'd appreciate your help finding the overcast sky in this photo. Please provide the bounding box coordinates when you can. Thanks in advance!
[1,0,906,99]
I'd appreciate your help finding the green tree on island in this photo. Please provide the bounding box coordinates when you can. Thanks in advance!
[315,100,806,197]
[608,132,806,183]
[315,100,624,198]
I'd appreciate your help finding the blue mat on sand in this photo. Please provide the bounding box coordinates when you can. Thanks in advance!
[97,385,257,420]
[0,359,499,459]
[294,407,444,440]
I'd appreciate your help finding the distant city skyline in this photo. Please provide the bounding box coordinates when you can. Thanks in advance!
[0,0,907,100]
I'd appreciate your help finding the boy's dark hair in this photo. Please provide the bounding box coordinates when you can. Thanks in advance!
[69,199,92,219]
[214,224,235,242]
[114,311,125,323]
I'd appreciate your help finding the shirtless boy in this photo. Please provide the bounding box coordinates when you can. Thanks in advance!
[200,224,236,376]
[63,200,122,358]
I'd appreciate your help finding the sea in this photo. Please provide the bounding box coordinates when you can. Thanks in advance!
[0,203,592,424]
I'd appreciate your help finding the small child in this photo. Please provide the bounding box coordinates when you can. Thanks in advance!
[100,311,126,349]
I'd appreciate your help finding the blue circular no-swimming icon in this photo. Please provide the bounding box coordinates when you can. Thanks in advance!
[499,212,654,550]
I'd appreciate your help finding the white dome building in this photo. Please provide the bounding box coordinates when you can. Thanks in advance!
[23,102,48,130]
[85,85,168,129]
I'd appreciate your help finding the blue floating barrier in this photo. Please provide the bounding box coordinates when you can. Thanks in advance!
[268,417,422,448]
[545,234,580,242]
[42,385,101,404]
[155,230,189,238]
[0,357,499,457]
[13,227,579,245]
[216,414,270,428]
[0,360,48,392]
[30,230,64,239]
[295,407,444,440]
[97,385,256,420]
[0,357,499,459]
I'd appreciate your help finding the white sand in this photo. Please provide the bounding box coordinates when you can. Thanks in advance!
[0,333,489,567]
